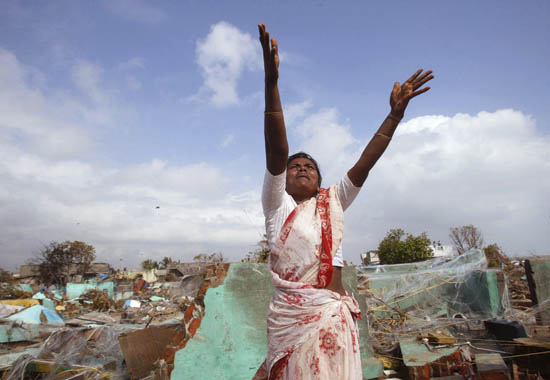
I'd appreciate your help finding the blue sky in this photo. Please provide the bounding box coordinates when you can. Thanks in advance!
[1,0,549,271]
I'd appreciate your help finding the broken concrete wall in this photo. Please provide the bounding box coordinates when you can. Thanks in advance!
[66,281,114,299]
[525,258,550,324]
[18,264,40,279]
[171,263,383,380]
[114,284,133,301]
[359,249,508,320]
[143,269,157,283]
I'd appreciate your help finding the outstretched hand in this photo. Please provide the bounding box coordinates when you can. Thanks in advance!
[258,24,279,84]
[390,69,434,119]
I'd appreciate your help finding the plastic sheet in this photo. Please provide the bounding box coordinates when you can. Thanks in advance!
[5,326,130,380]
[357,249,511,350]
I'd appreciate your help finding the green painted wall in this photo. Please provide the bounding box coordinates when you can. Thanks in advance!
[66,281,114,299]
[0,323,40,343]
[362,253,507,320]
[527,258,550,324]
[172,263,382,380]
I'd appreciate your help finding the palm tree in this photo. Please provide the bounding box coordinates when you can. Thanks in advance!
[159,256,173,269]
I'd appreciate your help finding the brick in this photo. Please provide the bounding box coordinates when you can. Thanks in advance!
[188,317,202,337]
[184,304,195,324]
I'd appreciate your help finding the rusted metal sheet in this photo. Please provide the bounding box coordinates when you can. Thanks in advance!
[118,324,186,380]
[475,353,510,380]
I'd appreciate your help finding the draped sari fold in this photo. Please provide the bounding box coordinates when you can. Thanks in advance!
[253,186,363,380]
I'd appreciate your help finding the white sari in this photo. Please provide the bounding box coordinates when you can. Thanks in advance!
[253,186,363,380]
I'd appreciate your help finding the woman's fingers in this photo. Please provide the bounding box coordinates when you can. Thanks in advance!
[258,24,270,50]
[409,86,431,99]
[271,38,278,55]
[392,82,400,94]
[405,69,423,84]
[412,71,434,90]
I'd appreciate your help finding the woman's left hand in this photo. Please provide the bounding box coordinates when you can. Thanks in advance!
[390,69,434,119]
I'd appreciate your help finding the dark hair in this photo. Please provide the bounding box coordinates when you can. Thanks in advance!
[287,152,322,186]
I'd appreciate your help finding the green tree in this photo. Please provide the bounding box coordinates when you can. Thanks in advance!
[193,252,224,264]
[37,240,96,286]
[483,243,509,268]
[242,234,270,263]
[449,225,484,255]
[141,259,159,270]
[159,257,173,269]
[0,267,13,283]
[377,229,433,265]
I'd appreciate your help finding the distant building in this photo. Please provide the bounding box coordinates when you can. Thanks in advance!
[360,250,380,266]
[19,264,40,279]
[361,245,454,266]
[17,262,113,283]
[429,244,454,258]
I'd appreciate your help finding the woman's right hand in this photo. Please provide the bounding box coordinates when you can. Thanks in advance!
[258,24,279,85]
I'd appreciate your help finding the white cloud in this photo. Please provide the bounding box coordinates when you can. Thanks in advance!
[284,100,313,126]
[0,49,94,158]
[341,109,550,260]
[0,144,264,270]
[193,21,261,107]
[72,60,106,104]
[293,107,357,182]
[2,44,548,274]
[0,47,264,271]
[278,102,549,262]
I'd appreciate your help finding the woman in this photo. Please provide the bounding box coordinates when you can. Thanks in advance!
[254,24,433,379]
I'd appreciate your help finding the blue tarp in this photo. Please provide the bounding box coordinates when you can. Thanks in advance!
[16,284,33,293]
[7,305,64,325]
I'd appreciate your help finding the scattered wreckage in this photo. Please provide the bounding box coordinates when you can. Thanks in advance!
[1,251,549,380]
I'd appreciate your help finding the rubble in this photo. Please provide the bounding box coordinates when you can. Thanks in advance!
[0,285,32,300]
[0,260,223,380]
[2,254,550,379]
[79,289,113,312]
[354,250,550,379]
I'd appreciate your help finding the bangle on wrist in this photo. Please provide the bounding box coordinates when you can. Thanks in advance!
[264,111,283,116]
[388,114,402,123]
[375,132,392,140]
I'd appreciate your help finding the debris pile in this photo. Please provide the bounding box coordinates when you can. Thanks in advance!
[0,262,229,380]
[2,253,550,379]
[80,289,113,312]
[357,250,550,379]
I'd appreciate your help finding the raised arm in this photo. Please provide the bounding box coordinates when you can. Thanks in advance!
[259,24,288,176]
[347,69,434,187]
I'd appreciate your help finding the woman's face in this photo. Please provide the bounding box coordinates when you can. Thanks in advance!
[286,157,320,202]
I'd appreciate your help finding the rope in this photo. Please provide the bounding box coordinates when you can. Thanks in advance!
[376,348,550,366]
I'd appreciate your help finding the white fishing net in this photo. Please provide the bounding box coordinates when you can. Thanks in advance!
[356,249,511,350]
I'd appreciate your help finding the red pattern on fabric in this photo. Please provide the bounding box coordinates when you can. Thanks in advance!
[279,208,298,244]
[282,293,305,306]
[280,267,299,282]
[319,328,341,356]
[351,327,358,353]
[316,188,333,288]
[309,355,320,376]
[256,185,362,379]
[296,312,322,326]
[338,309,348,330]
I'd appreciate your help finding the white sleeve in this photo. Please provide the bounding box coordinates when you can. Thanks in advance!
[262,169,287,215]
[337,174,362,211]
[332,245,344,267]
